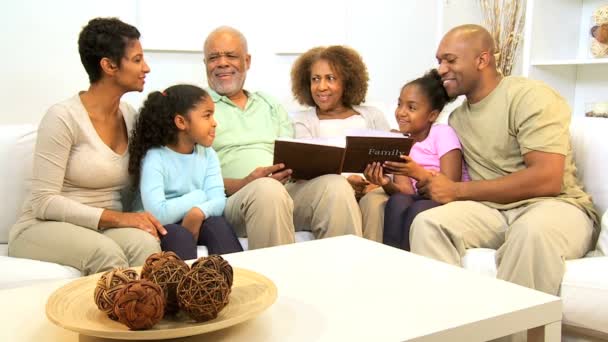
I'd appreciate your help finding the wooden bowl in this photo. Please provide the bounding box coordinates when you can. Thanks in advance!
[46,267,277,340]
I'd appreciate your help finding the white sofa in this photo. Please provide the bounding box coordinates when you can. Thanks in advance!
[1,119,607,340]
[0,124,315,289]
[460,117,608,341]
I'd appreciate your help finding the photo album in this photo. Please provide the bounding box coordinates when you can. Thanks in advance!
[273,129,414,180]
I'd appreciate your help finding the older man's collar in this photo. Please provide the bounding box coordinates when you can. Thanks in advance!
[207,88,252,103]
[207,88,222,103]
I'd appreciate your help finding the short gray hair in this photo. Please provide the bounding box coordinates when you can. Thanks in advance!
[204,26,248,54]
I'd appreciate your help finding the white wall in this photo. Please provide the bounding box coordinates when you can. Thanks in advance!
[435,0,485,120]
[1,0,478,126]
[0,0,137,125]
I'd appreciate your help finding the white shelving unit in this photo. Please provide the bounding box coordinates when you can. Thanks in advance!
[532,58,608,66]
[522,0,608,117]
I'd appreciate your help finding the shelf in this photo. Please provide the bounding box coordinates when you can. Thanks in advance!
[531,58,608,66]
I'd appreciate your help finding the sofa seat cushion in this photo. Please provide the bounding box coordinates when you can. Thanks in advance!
[0,231,316,289]
[195,232,315,259]
[0,124,36,244]
[236,231,315,251]
[196,245,209,258]
[0,254,81,290]
[561,256,608,334]
[461,248,498,278]
[594,211,608,256]
[462,249,608,334]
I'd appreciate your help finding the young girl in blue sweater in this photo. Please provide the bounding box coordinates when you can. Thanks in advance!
[129,84,242,259]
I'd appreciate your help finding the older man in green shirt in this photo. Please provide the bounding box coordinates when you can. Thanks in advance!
[203,26,362,249]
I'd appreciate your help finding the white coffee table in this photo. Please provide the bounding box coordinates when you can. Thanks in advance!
[0,235,561,341]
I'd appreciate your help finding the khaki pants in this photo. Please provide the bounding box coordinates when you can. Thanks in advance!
[224,175,363,250]
[410,200,595,295]
[9,221,161,275]
[358,187,389,242]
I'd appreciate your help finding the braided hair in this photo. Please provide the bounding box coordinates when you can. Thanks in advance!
[404,69,455,113]
[128,84,209,188]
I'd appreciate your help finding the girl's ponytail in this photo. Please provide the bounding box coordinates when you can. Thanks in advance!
[404,69,455,113]
[128,85,209,188]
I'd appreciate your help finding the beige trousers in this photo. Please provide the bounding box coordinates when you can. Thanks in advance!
[410,199,595,295]
[224,175,363,250]
[9,221,161,275]
[358,187,389,242]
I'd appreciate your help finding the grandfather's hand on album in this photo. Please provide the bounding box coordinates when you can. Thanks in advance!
[347,174,370,199]
[247,164,293,184]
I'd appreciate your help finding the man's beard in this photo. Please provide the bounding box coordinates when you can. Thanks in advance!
[210,72,245,96]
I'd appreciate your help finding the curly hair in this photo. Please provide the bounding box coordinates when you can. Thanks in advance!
[404,69,455,112]
[291,45,369,107]
[78,17,140,84]
[128,84,209,188]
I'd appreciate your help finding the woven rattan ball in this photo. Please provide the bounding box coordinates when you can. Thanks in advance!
[177,266,230,322]
[94,268,138,320]
[141,251,184,280]
[141,256,189,314]
[593,4,608,26]
[113,279,165,330]
[191,255,234,288]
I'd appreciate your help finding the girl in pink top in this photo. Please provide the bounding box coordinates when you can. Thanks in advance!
[364,69,469,250]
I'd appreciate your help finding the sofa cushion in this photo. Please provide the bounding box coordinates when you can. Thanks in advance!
[0,124,36,244]
[561,256,608,334]
[0,231,317,289]
[237,231,315,251]
[461,248,497,278]
[597,211,608,256]
[570,118,608,255]
[571,117,608,215]
[195,232,315,259]
[0,254,81,290]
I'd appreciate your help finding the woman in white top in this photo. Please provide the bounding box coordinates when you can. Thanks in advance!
[290,45,390,198]
[9,18,165,275]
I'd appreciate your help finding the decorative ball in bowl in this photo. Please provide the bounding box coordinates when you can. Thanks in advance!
[46,254,277,340]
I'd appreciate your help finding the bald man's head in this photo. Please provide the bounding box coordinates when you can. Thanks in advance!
[444,24,495,56]
[435,24,500,102]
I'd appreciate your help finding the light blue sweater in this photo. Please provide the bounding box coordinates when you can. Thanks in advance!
[135,145,226,225]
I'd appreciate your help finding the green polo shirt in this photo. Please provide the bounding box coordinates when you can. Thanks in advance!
[209,89,294,179]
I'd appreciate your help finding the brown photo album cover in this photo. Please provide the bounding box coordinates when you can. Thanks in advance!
[273,132,414,180]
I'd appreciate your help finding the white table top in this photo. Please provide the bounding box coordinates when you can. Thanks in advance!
[0,235,561,341]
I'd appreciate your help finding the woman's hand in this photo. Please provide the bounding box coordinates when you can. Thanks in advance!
[364,162,390,186]
[181,207,206,241]
[100,210,167,240]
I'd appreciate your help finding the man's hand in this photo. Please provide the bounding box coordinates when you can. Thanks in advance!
[416,171,460,204]
[364,162,390,186]
[383,155,427,181]
[247,163,292,184]
[347,174,370,199]
[225,163,293,195]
